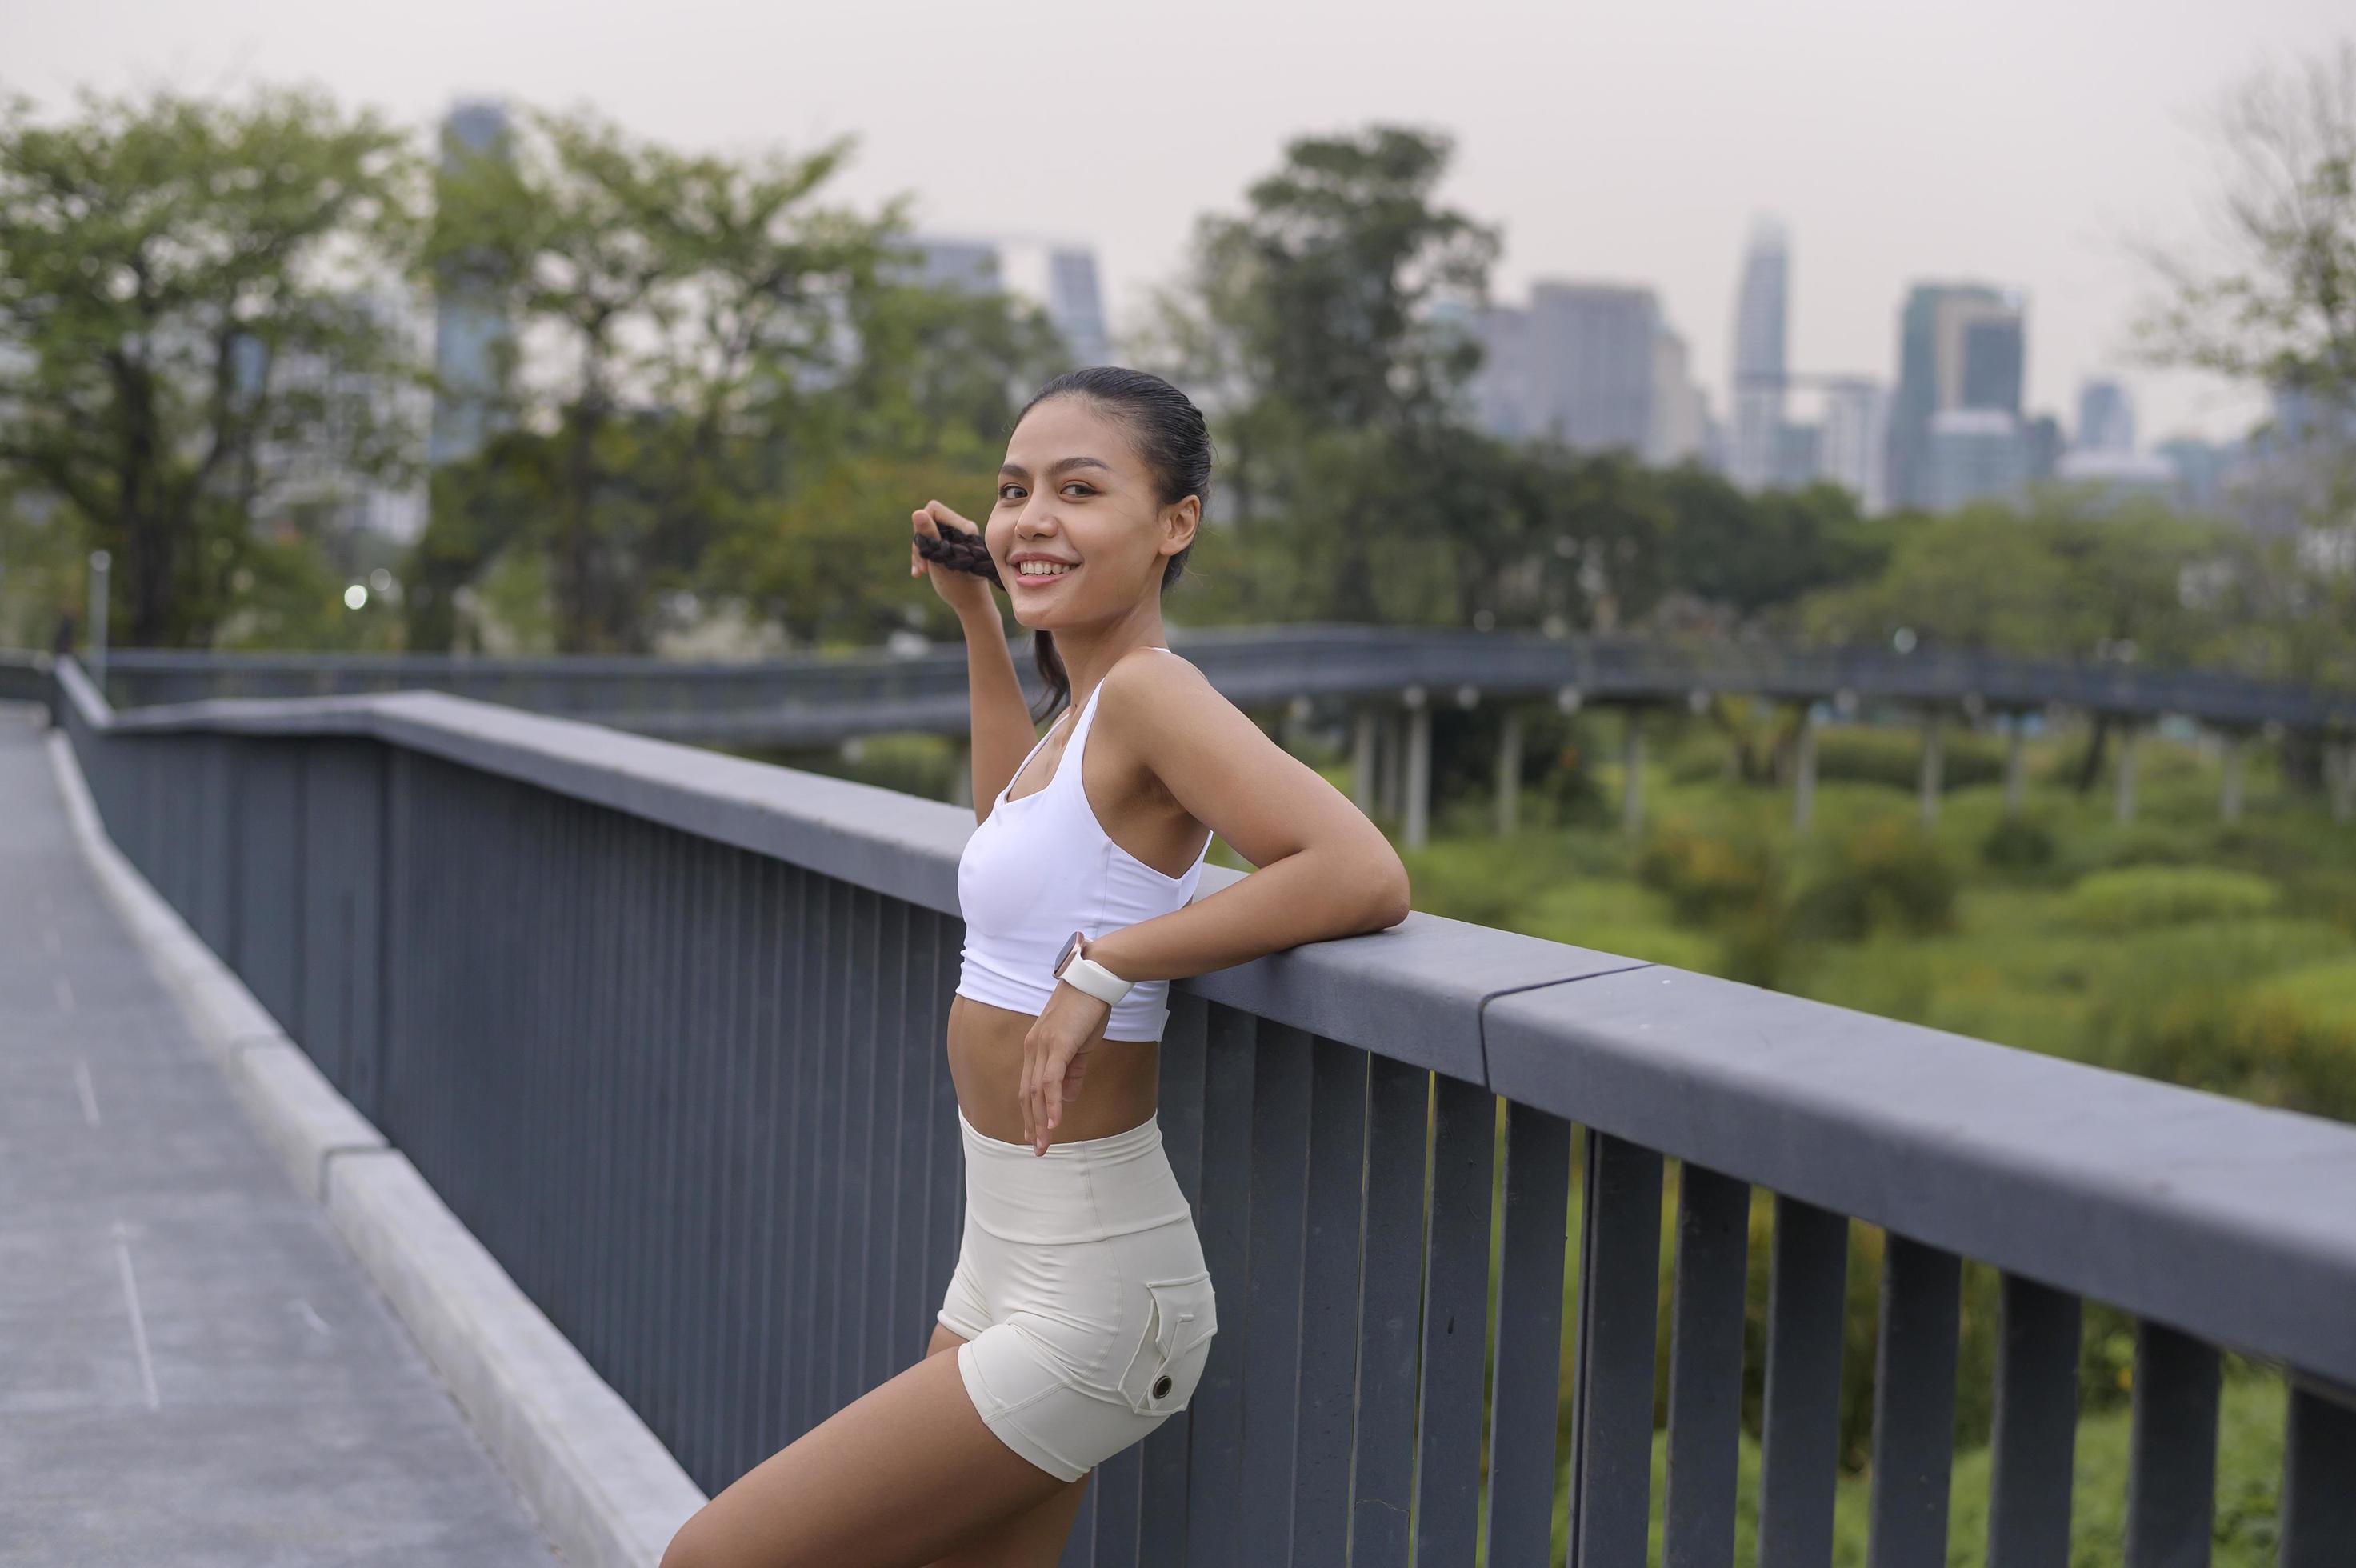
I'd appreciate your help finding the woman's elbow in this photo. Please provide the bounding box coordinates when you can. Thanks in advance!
[1358,854,1413,930]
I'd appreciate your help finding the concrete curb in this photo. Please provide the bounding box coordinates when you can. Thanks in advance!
[45,726,707,1568]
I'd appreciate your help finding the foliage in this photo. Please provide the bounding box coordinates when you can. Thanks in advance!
[1790,816,1959,940]
[1979,813,2057,871]
[1811,723,2006,792]
[2058,865,2282,930]
[0,83,423,646]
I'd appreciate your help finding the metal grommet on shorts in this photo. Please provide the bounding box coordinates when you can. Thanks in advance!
[1152,1374,1172,1398]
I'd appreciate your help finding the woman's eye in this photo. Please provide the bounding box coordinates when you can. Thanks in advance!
[1062,483,1095,498]
[998,484,1026,502]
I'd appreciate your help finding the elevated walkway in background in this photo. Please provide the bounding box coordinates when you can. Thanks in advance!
[0,709,554,1566]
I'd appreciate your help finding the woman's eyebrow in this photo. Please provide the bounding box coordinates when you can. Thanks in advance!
[998,456,1113,482]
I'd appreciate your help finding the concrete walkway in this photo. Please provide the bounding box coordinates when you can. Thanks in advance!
[0,710,555,1566]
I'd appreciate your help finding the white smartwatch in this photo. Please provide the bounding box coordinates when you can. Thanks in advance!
[1051,930,1134,1008]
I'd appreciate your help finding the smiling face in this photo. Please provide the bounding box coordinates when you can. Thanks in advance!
[990,395,1197,630]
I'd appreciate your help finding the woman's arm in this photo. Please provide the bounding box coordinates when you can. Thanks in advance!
[957,602,1036,826]
[1016,652,1410,1148]
[912,498,1038,826]
[1083,654,1411,982]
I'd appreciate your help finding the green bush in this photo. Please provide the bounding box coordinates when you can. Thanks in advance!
[1814,724,2006,792]
[1792,816,1958,940]
[2084,918,2354,1113]
[2060,866,2280,931]
[1979,814,2056,870]
[2228,961,2356,1122]
[1635,818,1786,925]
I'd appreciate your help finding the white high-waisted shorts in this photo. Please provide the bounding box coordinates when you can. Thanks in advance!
[936,1107,1219,1482]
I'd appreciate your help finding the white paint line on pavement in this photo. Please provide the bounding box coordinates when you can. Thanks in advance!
[54,973,76,1013]
[293,1298,332,1337]
[74,1060,101,1128]
[112,1226,162,1410]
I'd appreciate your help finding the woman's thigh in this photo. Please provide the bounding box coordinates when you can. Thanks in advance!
[661,1344,1071,1568]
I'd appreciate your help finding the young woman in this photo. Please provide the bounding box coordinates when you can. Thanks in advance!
[663,367,1411,1568]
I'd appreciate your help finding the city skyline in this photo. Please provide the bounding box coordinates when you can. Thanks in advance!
[7,0,2343,446]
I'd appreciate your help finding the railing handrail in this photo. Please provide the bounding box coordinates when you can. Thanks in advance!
[39,630,2356,732]
[50,653,2356,1392]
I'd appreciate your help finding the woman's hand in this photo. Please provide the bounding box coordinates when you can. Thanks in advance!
[1020,981,1111,1156]
[910,499,998,619]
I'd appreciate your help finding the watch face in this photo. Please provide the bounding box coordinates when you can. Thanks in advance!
[1054,930,1083,975]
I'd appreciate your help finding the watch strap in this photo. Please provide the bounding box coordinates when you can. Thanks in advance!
[1058,952,1134,1007]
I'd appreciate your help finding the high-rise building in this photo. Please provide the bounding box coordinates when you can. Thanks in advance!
[1926,407,2027,511]
[1045,248,1112,366]
[913,236,1113,370]
[1889,282,2027,510]
[1816,379,1890,514]
[1728,217,1790,491]
[2076,379,2135,454]
[429,99,516,469]
[1774,423,1820,489]
[1471,282,1660,454]
[2156,436,2234,513]
[1646,326,1706,465]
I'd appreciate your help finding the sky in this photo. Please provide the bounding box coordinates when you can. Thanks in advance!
[7,0,2347,446]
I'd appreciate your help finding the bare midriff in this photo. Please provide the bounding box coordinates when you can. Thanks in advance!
[946,991,1162,1146]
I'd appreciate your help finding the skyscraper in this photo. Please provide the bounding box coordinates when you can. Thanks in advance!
[1888,283,2026,510]
[428,99,515,469]
[1816,379,1890,514]
[1728,217,1790,491]
[2076,379,2135,453]
[1479,278,1668,452]
[1647,326,1706,466]
[913,236,1113,370]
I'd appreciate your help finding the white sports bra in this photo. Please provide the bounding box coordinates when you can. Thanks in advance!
[955,646,1210,1042]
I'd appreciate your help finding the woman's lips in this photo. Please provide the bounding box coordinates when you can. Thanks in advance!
[1010,563,1079,589]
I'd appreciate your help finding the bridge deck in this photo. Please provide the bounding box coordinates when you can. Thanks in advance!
[0,711,554,1566]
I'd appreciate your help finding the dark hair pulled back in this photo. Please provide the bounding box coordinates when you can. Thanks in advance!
[916,366,1213,720]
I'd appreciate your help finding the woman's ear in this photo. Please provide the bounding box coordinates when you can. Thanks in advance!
[1162,495,1201,556]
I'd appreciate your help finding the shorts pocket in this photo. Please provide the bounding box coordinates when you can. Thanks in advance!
[1114,1270,1218,1417]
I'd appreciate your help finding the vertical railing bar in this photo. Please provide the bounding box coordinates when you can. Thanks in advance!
[1349,1052,1428,1568]
[1238,1022,1315,1551]
[1481,1099,1573,1567]
[2279,1378,2356,1566]
[1412,1072,1495,1566]
[2122,1320,2222,1568]
[1138,992,1208,1568]
[1567,1130,1665,1566]
[1181,1004,1254,1568]
[1662,1162,1750,1568]
[1290,1039,1370,1566]
[1756,1195,1850,1568]
[1866,1235,1962,1568]
[1985,1273,2080,1568]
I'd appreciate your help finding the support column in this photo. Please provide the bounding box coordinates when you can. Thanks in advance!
[1403,698,1432,852]
[1621,710,1646,838]
[2220,732,2246,826]
[1375,701,1394,810]
[2114,724,2138,826]
[1918,714,1946,828]
[949,738,973,809]
[1494,706,1522,837]
[1350,705,1378,813]
[1793,707,1818,832]
[2002,718,2028,819]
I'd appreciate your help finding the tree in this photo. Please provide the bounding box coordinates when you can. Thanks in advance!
[412,106,904,652]
[2134,41,2356,413]
[0,84,422,645]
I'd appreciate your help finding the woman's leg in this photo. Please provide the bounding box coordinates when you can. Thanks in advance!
[660,1322,1076,1568]
[914,1325,1093,1568]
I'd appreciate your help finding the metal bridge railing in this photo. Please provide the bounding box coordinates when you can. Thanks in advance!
[49,655,2356,1567]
